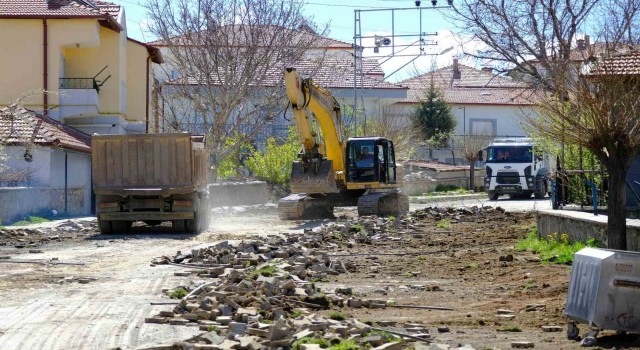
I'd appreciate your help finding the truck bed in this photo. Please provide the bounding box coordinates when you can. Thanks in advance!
[92,133,207,195]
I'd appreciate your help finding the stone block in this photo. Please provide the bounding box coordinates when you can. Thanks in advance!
[511,341,535,348]
[144,317,166,324]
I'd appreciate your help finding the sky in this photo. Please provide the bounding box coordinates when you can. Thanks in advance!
[109,0,470,81]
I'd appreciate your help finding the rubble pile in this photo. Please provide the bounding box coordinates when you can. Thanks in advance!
[147,207,513,349]
[402,171,435,182]
[0,219,97,246]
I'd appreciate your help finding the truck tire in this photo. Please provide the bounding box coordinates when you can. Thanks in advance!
[534,178,546,199]
[97,220,113,234]
[172,220,186,233]
[488,190,499,200]
[112,221,132,233]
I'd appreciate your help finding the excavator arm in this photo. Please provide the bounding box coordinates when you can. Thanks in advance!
[284,68,345,172]
[284,68,345,193]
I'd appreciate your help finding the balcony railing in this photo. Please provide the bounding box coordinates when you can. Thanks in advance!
[59,78,99,92]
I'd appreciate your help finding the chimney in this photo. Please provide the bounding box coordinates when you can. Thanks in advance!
[577,39,586,50]
[453,59,461,79]
[585,35,590,49]
[481,67,493,73]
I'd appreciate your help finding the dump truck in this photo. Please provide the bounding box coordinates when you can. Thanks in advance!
[92,133,209,234]
[481,138,551,200]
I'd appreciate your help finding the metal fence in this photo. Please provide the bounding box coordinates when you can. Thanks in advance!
[59,78,99,92]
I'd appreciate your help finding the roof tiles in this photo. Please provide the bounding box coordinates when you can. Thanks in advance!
[0,107,91,153]
[399,64,537,105]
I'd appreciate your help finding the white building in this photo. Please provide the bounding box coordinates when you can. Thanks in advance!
[396,61,539,163]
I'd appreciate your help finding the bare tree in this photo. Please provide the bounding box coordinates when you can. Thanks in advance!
[455,133,492,191]
[451,0,640,250]
[529,59,640,250]
[145,0,328,179]
[355,104,419,161]
[450,0,640,90]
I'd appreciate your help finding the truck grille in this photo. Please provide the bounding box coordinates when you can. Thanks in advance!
[496,172,520,184]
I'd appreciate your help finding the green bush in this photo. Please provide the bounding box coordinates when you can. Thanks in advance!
[245,128,299,188]
[515,229,603,264]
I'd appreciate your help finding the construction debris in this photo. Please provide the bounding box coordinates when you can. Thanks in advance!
[146,207,518,349]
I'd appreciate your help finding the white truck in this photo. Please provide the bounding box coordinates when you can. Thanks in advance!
[481,138,551,200]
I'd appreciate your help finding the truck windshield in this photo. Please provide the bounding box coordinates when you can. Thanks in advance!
[487,146,532,163]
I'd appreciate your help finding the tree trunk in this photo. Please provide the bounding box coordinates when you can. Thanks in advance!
[469,161,475,191]
[606,161,628,250]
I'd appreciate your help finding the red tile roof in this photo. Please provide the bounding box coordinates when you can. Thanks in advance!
[398,64,538,105]
[166,58,406,91]
[147,25,353,50]
[0,107,91,153]
[590,51,640,75]
[0,0,121,31]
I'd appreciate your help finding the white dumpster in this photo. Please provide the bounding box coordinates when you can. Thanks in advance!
[565,247,640,339]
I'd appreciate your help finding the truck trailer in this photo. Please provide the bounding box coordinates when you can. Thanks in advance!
[92,133,209,234]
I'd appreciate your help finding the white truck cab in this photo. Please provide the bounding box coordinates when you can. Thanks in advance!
[482,138,551,200]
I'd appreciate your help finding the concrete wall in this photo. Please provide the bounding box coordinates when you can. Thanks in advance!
[0,186,87,224]
[537,210,640,252]
[208,181,269,207]
[402,177,485,196]
[2,146,92,217]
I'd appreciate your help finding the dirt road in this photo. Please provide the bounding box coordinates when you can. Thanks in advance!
[0,213,321,350]
[0,200,634,350]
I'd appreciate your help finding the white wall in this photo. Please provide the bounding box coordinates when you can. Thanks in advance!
[395,103,537,138]
[4,146,53,186]
[3,145,92,214]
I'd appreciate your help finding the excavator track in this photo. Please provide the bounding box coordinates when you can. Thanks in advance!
[357,191,409,217]
[277,194,334,220]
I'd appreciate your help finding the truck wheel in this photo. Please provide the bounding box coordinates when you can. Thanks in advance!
[97,220,113,234]
[488,191,499,200]
[534,178,546,199]
[172,220,186,233]
[112,221,132,233]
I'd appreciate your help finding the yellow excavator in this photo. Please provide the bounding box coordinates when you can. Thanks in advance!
[278,68,409,219]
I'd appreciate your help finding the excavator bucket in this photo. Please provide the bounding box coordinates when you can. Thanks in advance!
[290,160,339,194]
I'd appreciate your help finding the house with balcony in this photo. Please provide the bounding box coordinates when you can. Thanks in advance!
[0,0,162,222]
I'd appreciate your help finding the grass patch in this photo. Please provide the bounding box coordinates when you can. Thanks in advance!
[248,264,280,279]
[415,255,427,261]
[522,281,536,291]
[290,310,304,318]
[366,330,398,342]
[436,219,451,229]
[11,216,51,226]
[292,337,330,350]
[515,229,603,264]
[207,325,219,332]
[466,262,478,269]
[351,224,364,233]
[329,311,346,321]
[330,339,361,350]
[498,326,522,332]
[423,184,472,197]
[168,287,188,299]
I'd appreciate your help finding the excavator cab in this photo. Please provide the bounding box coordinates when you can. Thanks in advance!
[346,137,397,184]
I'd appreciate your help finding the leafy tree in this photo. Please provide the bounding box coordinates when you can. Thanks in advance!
[245,128,300,189]
[412,79,456,148]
